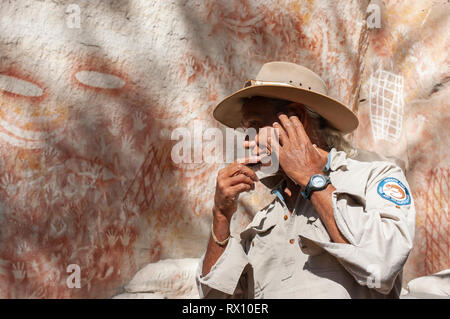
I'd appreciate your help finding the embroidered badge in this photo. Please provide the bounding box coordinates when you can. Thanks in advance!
[377,177,411,205]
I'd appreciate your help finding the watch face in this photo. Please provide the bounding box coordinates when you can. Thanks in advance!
[311,175,326,188]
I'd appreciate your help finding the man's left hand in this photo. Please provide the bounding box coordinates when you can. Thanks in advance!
[270,112,329,187]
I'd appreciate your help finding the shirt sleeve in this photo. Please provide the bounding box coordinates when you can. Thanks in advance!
[304,160,416,295]
[196,236,251,298]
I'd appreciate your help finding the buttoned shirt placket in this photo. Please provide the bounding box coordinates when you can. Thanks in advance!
[271,181,304,283]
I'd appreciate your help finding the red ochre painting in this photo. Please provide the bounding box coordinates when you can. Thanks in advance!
[0,0,448,298]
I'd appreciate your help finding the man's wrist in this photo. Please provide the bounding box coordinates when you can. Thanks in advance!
[310,182,334,200]
[212,206,231,241]
[293,169,323,187]
[212,205,232,222]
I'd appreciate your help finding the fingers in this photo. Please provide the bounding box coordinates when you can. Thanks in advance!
[277,113,296,140]
[239,165,260,182]
[268,131,281,156]
[236,155,261,165]
[272,122,288,145]
[229,183,253,195]
[251,147,268,156]
[243,140,256,149]
[249,141,268,156]
[254,133,273,156]
[243,134,272,156]
[227,161,259,182]
[287,112,310,142]
[228,174,255,189]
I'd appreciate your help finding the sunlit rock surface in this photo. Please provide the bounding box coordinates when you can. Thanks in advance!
[0,0,447,298]
[113,258,200,299]
[401,269,450,298]
[352,0,449,286]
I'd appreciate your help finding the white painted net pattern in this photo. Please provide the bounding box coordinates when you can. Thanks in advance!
[369,69,404,142]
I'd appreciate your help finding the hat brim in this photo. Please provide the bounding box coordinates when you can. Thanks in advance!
[213,85,359,134]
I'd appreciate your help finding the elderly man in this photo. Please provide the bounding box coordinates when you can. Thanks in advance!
[196,62,415,298]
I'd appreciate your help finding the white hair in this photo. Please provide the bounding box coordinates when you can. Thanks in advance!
[305,107,357,158]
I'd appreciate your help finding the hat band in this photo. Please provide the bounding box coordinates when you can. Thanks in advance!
[243,79,297,89]
[242,79,323,119]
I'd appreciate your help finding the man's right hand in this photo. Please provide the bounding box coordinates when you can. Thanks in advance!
[202,156,261,277]
[213,156,260,222]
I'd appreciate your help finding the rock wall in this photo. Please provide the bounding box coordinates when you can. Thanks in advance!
[0,0,447,298]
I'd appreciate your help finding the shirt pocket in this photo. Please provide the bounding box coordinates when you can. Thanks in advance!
[298,235,325,256]
[296,213,330,255]
[302,247,343,275]
[247,228,279,293]
[296,215,341,274]
[298,217,342,277]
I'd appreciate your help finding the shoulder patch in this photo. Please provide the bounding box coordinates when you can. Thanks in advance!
[377,177,411,205]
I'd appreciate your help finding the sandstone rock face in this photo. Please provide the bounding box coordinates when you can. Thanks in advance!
[122,258,199,299]
[0,0,447,298]
[353,0,449,286]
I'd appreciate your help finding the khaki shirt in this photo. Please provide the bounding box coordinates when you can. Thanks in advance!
[196,148,416,298]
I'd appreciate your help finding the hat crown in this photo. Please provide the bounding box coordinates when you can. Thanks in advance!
[254,61,328,95]
[213,61,359,133]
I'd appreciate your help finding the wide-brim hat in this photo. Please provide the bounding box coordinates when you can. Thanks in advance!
[213,61,359,133]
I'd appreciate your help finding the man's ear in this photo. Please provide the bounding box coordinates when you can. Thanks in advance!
[289,103,307,123]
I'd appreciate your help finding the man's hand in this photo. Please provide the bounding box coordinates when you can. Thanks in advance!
[202,156,260,276]
[214,156,260,222]
[270,112,328,187]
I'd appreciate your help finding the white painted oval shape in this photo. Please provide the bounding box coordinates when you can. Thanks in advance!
[75,71,125,89]
[0,74,44,97]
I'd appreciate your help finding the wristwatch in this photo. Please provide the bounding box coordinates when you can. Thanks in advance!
[301,174,331,200]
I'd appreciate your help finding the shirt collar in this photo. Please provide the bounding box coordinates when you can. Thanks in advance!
[325,147,349,172]
[270,179,287,203]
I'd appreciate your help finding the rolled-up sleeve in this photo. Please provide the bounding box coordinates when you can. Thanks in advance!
[196,236,250,298]
[305,161,416,295]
